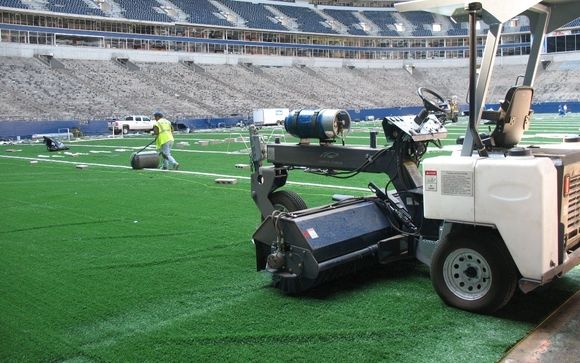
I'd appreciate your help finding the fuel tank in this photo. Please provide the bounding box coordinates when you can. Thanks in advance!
[284,109,351,141]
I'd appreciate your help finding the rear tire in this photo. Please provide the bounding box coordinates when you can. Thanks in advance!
[430,230,518,313]
[269,190,307,213]
[122,126,129,134]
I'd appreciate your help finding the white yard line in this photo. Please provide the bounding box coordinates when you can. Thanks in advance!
[0,155,369,192]
[65,144,248,155]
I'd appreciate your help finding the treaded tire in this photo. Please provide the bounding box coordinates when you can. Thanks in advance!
[430,230,518,314]
[269,190,307,212]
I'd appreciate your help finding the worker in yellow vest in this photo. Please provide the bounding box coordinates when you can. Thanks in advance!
[153,112,179,170]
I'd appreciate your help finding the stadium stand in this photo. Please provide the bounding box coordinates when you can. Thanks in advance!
[323,9,368,36]
[565,18,580,28]
[3,55,580,121]
[0,0,540,36]
[0,0,27,9]
[115,0,173,23]
[171,0,232,27]
[220,0,287,31]
[0,1,579,121]
[46,0,106,17]
[273,4,337,34]
[405,11,435,36]
[362,11,399,36]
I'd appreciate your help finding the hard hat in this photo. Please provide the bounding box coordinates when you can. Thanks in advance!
[154,111,163,117]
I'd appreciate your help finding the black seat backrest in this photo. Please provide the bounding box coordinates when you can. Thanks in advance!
[490,86,534,149]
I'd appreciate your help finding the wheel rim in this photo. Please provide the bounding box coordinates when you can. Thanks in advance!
[443,248,492,301]
[272,203,289,212]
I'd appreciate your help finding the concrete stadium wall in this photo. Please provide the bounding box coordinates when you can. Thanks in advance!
[3,42,580,69]
[0,42,467,69]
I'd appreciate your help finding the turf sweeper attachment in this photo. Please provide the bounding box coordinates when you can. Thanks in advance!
[250,104,449,293]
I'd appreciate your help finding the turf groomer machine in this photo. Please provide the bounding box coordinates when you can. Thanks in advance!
[249,0,580,313]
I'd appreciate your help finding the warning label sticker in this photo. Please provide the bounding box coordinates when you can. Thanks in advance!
[424,170,437,192]
[441,171,473,197]
[306,228,319,239]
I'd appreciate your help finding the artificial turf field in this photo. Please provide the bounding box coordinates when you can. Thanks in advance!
[1,114,579,362]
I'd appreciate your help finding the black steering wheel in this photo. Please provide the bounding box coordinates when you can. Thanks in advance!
[417,87,448,113]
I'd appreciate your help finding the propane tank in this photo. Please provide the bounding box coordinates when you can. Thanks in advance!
[284,109,351,142]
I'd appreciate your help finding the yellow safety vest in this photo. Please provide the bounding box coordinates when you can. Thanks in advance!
[155,118,174,149]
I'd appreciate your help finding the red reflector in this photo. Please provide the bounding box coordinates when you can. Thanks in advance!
[564,175,570,197]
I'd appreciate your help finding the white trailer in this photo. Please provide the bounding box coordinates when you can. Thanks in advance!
[253,108,289,127]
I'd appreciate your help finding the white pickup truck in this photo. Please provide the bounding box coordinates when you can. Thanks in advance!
[108,115,156,135]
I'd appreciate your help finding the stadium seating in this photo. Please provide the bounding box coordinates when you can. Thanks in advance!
[362,11,399,36]
[412,29,433,37]
[405,11,434,27]
[565,18,580,28]
[0,0,27,9]
[323,9,368,36]
[0,56,579,121]
[447,20,468,36]
[220,0,287,31]
[0,0,553,36]
[114,0,172,22]
[273,4,337,34]
[171,0,232,27]
[46,0,106,17]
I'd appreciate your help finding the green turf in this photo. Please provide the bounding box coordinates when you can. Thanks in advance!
[0,114,579,362]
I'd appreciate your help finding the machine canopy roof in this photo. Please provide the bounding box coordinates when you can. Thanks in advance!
[395,0,579,32]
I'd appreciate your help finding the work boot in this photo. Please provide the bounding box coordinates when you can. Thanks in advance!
[173,163,180,170]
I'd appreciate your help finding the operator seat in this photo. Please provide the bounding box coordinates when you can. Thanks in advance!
[481,86,534,149]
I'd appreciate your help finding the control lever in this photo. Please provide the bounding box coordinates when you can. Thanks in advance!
[368,182,418,233]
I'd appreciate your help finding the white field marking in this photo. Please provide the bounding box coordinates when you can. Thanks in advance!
[448,130,580,137]
[528,127,580,131]
[67,144,247,155]
[524,133,577,139]
[70,135,392,146]
[68,141,458,155]
[0,155,369,191]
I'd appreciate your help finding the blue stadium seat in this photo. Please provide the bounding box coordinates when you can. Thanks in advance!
[323,9,368,36]
[404,11,434,27]
[405,11,438,36]
[565,18,580,28]
[412,29,433,37]
[362,11,399,36]
[447,28,468,36]
[220,0,286,31]
[115,0,172,22]
[172,0,232,27]
[0,0,28,9]
[447,20,467,36]
[46,0,105,17]
[273,4,337,34]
